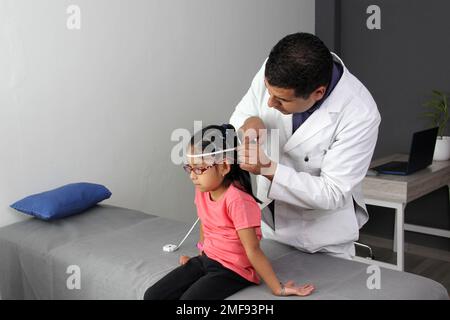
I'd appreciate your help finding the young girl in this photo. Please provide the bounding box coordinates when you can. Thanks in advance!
[144,124,314,300]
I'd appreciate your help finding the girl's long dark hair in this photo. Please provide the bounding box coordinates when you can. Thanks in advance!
[189,124,261,204]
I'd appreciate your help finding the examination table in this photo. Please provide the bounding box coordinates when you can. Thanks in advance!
[0,205,448,300]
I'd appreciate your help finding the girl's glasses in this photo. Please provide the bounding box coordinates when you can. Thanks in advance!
[183,164,216,175]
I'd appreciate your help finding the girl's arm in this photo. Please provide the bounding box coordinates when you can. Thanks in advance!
[199,222,204,245]
[198,222,204,255]
[237,227,314,297]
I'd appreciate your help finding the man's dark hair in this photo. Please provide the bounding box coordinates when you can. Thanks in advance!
[265,32,333,99]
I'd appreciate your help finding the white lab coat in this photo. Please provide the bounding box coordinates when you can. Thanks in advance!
[230,53,381,258]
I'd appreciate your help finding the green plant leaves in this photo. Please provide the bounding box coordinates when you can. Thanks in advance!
[423,90,449,137]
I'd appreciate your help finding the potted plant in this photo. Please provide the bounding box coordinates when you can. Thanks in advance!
[423,90,450,161]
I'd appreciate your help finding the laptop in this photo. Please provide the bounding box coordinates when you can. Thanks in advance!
[372,127,438,176]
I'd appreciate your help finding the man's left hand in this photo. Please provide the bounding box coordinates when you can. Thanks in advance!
[237,140,277,180]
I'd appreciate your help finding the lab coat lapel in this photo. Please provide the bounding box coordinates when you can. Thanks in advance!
[283,106,332,152]
[280,112,292,143]
[282,53,351,153]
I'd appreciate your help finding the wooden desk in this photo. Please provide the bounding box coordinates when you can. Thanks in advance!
[354,154,450,271]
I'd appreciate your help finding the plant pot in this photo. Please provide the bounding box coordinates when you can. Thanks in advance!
[433,136,450,161]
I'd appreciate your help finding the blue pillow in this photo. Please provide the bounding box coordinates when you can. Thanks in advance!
[10,183,112,220]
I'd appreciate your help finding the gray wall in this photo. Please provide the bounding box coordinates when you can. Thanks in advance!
[0,0,315,226]
[316,0,450,249]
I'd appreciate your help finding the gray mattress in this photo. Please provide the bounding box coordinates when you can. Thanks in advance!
[0,205,447,300]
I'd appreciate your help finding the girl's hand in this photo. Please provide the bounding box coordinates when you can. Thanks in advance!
[281,280,315,297]
[179,255,190,265]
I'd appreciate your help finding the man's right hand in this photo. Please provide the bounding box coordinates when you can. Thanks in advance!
[238,117,266,145]
[237,117,276,177]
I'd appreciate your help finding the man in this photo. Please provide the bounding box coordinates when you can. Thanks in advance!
[230,32,381,259]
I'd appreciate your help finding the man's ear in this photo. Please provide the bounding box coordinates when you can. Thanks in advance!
[311,85,327,101]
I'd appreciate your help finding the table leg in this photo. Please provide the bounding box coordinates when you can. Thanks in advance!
[362,199,406,271]
[393,221,397,253]
[395,203,405,271]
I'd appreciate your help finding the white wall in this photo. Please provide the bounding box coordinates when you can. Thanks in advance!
[0,0,314,227]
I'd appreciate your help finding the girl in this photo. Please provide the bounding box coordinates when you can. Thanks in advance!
[144,124,314,300]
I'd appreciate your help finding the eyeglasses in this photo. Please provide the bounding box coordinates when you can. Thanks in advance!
[183,164,217,175]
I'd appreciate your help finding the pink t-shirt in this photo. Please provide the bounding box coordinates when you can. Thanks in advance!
[194,184,262,284]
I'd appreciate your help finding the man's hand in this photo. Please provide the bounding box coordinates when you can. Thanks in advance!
[237,117,277,180]
[237,142,277,179]
[237,117,266,145]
